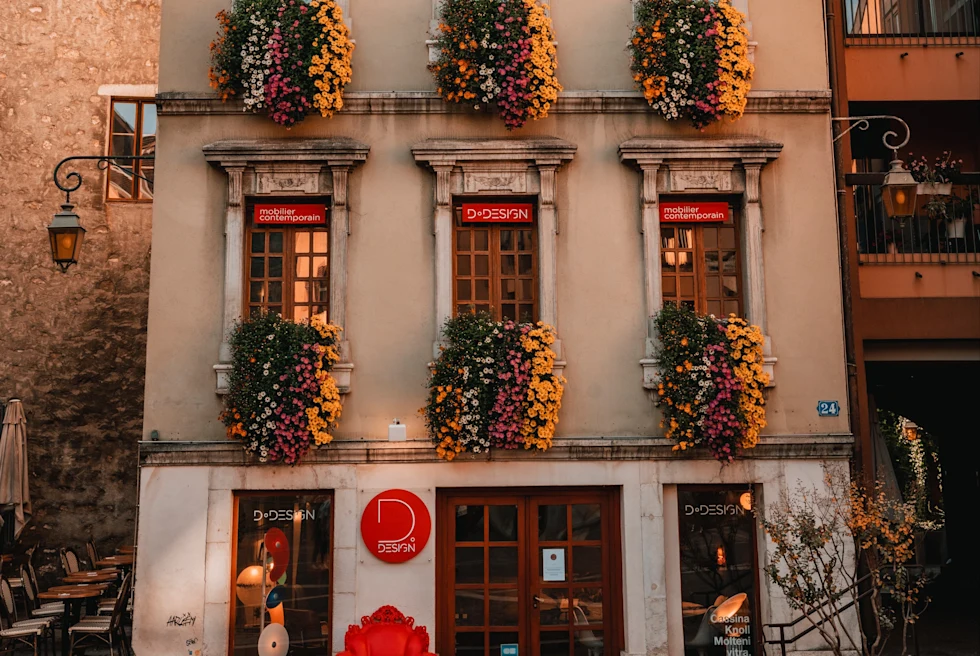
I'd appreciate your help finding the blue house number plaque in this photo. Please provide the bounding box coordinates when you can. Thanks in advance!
[501,644,519,656]
[817,401,840,417]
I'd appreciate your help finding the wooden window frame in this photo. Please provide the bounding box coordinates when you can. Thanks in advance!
[243,197,331,322]
[452,197,539,323]
[436,487,625,656]
[228,490,335,655]
[105,97,155,202]
[659,198,744,317]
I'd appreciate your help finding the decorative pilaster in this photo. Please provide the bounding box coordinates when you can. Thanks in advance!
[536,161,564,374]
[330,164,354,392]
[741,160,777,382]
[741,161,767,336]
[432,164,455,359]
[214,166,245,394]
[638,162,663,389]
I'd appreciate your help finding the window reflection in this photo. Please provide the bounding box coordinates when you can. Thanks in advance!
[678,487,757,656]
[233,493,333,655]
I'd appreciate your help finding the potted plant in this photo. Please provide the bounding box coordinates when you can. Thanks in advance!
[906,151,962,196]
[945,195,970,240]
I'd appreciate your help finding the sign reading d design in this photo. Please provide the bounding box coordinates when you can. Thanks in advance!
[360,489,431,563]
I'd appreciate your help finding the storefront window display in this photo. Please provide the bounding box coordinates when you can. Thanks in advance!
[678,486,758,656]
[232,492,333,655]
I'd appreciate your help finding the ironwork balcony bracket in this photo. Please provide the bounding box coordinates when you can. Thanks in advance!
[53,155,155,203]
[832,115,911,158]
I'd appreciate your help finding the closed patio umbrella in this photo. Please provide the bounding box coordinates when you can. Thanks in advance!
[0,399,32,538]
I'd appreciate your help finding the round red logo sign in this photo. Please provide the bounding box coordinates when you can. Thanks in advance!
[360,489,431,563]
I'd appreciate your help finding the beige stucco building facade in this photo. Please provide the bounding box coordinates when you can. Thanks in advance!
[137,1,853,655]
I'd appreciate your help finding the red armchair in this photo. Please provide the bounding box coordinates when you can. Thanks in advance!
[337,606,437,656]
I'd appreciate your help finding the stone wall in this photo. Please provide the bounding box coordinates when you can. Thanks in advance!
[0,0,159,583]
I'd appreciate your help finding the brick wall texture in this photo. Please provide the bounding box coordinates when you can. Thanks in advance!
[0,0,160,582]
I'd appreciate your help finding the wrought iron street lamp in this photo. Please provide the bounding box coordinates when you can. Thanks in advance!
[48,155,154,272]
[833,114,917,220]
[47,202,86,273]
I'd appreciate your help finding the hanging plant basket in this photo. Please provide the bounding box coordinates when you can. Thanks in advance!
[654,304,768,462]
[209,0,354,126]
[423,314,564,460]
[429,0,562,130]
[630,0,753,129]
[220,313,343,464]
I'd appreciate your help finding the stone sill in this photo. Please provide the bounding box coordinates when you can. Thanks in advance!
[214,362,353,395]
[139,434,852,467]
[158,90,830,117]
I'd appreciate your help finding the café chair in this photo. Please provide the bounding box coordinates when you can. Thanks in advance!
[85,542,102,570]
[6,543,37,617]
[336,606,436,656]
[0,577,55,656]
[59,549,81,576]
[19,568,62,624]
[68,572,132,656]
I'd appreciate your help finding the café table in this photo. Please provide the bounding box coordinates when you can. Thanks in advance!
[48,584,108,593]
[95,555,133,569]
[63,571,118,585]
[38,585,104,656]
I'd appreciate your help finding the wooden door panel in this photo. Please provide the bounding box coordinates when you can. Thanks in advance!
[438,489,622,656]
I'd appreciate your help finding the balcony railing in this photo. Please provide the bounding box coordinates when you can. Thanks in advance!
[845,0,980,45]
[848,173,980,264]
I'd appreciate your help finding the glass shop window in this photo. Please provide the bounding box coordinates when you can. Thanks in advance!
[232,492,333,655]
[678,486,758,656]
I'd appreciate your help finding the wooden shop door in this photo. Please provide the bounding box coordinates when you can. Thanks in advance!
[437,489,623,656]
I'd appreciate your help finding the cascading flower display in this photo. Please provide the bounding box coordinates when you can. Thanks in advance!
[209,0,353,126]
[429,0,562,129]
[220,313,343,464]
[424,314,564,460]
[630,0,753,129]
[654,304,767,461]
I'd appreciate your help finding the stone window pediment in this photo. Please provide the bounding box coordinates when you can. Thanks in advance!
[413,138,576,374]
[619,137,782,389]
[204,138,369,395]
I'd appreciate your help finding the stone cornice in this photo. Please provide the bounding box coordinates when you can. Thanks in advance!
[139,434,853,466]
[202,137,370,168]
[158,90,831,117]
[411,137,577,166]
[619,136,784,166]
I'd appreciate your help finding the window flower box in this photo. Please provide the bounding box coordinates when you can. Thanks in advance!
[653,304,768,462]
[424,314,564,460]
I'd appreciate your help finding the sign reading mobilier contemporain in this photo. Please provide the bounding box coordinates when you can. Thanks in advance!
[254,203,327,225]
[360,489,432,563]
[659,201,729,223]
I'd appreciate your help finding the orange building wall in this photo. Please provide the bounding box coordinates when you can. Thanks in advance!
[845,46,980,102]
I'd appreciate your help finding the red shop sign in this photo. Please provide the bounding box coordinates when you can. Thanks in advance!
[659,201,730,223]
[462,202,534,223]
[254,203,327,225]
[360,489,431,563]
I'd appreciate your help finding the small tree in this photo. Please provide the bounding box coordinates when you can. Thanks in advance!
[760,468,928,656]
